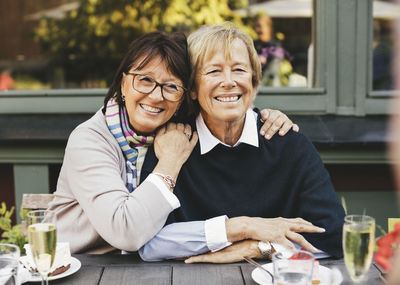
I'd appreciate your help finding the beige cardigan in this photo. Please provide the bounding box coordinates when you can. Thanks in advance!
[48,109,174,254]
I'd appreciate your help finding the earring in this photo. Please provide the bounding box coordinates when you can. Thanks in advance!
[122,94,126,102]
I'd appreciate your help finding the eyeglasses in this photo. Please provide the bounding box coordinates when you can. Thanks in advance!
[125,72,186,102]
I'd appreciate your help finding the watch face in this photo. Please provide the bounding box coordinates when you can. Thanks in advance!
[259,241,271,251]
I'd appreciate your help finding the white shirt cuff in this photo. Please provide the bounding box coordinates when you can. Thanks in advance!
[205,215,232,252]
[146,174,180,209]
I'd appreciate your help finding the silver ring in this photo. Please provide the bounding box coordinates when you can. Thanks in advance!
[184,133,191,139]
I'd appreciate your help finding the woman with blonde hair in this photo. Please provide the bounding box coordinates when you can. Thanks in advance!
[139,23,344,262]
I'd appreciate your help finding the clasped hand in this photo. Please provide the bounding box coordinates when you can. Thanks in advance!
[186,216,325,264]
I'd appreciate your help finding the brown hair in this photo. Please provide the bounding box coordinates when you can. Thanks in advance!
[103,31,191,119]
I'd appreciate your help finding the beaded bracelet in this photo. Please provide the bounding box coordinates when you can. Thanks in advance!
[153,172,176,189]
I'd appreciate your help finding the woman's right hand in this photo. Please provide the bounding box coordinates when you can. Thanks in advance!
[226,216,325,253]
[153,122,198,180]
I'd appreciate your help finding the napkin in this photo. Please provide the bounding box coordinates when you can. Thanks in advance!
[19,242,71,273]
[17,264,31,284]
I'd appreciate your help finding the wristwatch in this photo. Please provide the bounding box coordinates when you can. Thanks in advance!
[258,241,273,260]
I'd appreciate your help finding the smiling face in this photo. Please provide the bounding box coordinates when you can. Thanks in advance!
[121,55,183,135]
[193,38,255,130]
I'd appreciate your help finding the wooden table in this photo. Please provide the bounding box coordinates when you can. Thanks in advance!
[26,254,383,285]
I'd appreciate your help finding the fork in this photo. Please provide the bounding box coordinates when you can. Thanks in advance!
[243,256,274,282]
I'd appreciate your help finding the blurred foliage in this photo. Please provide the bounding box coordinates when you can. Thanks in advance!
[0,202,28,254]
[13,75,51,90]
[34,0,252,86]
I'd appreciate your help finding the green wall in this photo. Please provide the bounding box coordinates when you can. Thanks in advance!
[337,191,399,236]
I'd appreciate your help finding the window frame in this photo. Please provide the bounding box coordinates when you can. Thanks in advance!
[255,0,336,114]
[365,0,400,114]
[355,0,399,115]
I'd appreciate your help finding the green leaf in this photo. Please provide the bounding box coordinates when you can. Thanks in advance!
[0,202,6,215]
[341,196,348,215]
[376,224,387,237]
[0,202,28,254]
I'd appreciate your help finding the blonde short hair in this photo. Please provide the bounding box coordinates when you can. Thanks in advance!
[188,22,261,90]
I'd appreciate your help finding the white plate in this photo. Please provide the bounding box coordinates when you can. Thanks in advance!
[251,263,343,285]
[27,257,81,282]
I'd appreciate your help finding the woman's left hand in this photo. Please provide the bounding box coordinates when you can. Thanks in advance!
[259,109,299,140]
[184,240,261,264]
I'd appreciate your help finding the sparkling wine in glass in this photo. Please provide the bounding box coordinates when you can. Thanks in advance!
[0,243,20,285]
[27,210,57,285]
[343,214,375,283]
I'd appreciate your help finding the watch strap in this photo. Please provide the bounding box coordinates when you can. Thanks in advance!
[258,241,272,260]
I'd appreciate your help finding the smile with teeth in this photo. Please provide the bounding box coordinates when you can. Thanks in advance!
[215,95,241,102]
[140,104,163,113]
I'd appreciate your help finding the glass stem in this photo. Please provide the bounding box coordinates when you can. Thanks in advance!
[41,274,49,285]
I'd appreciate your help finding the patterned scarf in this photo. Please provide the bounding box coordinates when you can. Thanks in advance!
[105,97,154,191]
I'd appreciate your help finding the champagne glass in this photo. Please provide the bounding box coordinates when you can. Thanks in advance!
[0,243,20,285]
[27,210,57,285]
[343,214,375,283]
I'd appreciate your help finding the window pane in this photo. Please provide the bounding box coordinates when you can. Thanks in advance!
[0,0,100,91]
[372,0,399,91]
[0,0,315,91]
[248,0,314,88]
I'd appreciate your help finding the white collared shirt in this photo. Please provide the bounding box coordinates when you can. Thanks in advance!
[196,108,259,155]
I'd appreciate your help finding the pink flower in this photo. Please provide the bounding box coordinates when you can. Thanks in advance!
[375,222,400,271]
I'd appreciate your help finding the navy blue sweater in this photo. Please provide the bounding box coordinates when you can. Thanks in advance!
[142,114,345,258]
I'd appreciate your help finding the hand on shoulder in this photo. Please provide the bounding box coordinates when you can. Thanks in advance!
[153,122,198,180]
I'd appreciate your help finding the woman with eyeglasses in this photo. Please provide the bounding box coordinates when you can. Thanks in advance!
[48,31,298,254]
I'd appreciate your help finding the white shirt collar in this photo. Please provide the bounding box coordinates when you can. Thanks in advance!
[196,108,259,155]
